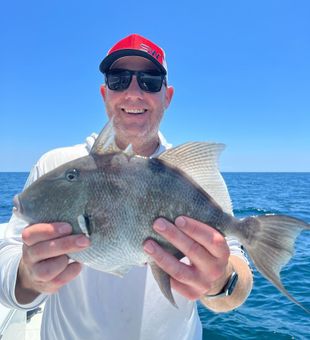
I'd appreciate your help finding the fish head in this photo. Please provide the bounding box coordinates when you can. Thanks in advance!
[13,155,98,231]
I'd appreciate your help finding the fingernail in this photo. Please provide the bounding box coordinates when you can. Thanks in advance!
[59,223,72,234]
[154,219,167,232]
[76,236,90,247]
[144,241,155,254]
[175,216,186,228]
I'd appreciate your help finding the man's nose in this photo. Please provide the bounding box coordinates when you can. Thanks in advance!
[125,75,143,99]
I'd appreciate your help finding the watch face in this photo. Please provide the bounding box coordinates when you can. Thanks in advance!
[203,272,239,299]
[227,272,239,296]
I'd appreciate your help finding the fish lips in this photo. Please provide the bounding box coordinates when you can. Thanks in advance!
[12,194,31,223]
[13,194,22,214]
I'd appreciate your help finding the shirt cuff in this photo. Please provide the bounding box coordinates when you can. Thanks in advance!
[3,249,48,310]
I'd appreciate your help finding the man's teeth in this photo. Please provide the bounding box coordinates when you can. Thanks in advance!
[123,109,146,114]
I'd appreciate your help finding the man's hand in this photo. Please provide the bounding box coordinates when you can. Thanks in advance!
[143,216,232,301]
[16,223,90,304]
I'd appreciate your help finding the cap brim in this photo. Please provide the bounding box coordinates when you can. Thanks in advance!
[99,49,166,75]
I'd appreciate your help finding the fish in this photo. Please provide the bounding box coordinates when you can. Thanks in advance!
[12,121,310,312]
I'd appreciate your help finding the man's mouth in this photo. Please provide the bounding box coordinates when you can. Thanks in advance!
[121,108,147,115]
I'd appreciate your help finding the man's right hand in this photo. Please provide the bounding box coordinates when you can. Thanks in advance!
[15,222,90,304]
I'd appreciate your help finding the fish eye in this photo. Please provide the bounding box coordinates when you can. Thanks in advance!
[65,169,80,182]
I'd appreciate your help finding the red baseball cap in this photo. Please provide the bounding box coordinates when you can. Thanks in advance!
[99,34,168,75]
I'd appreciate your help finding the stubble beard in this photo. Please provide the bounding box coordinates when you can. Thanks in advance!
[106,102,164,156]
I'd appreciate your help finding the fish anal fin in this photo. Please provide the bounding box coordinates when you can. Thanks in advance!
[150,262,177,308]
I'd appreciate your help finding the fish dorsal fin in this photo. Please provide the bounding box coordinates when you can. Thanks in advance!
[158,142,233,214]
[90,118,119,156]
[123,144,135,157]
[90,119,138,157]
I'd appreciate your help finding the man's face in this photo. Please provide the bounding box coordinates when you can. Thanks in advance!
[100,56,174,150]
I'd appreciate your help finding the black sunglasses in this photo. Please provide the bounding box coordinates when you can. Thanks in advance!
[105,68,166,93]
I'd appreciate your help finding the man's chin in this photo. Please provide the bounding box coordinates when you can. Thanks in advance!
[115,120,149,136]
[116,128,155,146]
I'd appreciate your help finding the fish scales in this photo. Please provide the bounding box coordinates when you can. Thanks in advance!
[12,121,310,311]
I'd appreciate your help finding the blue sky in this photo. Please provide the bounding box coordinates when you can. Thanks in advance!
[0,0,309,172]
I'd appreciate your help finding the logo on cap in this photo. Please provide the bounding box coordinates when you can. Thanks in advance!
[99,34,167,75]
[140,43,161,61]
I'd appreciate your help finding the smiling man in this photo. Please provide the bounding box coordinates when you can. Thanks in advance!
[0,34,253,340]
[100,53,174,156]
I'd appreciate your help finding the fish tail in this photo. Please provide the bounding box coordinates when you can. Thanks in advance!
[238,214,310,314]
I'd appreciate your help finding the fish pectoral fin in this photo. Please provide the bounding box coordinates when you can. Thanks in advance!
[157,142,233,215]
[150,262,177,308]
[77,214,91,237]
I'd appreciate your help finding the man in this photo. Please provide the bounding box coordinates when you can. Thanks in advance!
[0,34,253,339]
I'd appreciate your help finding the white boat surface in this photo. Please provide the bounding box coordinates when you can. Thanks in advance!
[0,223,42,340]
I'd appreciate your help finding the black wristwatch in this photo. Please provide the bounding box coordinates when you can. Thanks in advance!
[204,272,239,299]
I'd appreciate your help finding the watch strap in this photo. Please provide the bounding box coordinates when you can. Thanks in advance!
[204,271,238,300]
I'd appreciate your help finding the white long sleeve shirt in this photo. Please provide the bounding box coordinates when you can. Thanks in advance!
[0,132,245,340]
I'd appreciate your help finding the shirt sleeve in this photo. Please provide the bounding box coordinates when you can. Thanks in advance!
[226,236,250,266]
[0,163,49,310]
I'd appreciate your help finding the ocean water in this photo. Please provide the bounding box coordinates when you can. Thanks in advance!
[0,172,309,339]
[0,172,28,223]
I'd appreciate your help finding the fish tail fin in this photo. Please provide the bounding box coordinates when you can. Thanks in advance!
[239,214,310,314]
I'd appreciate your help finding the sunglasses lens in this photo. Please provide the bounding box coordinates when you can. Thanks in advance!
[138,72,164,92]
[106,70,131,91]
[106,69,165,92]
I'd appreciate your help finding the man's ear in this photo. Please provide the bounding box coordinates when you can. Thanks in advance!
[164,86,174,109]
[100,84,106,101]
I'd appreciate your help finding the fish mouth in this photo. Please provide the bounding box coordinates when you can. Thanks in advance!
[13,194,22,212]
[13,194,25,219]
